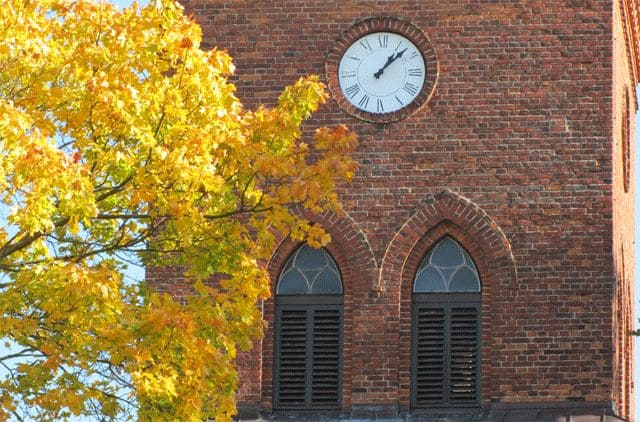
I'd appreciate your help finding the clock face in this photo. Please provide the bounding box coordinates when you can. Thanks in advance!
[338,32,426,115]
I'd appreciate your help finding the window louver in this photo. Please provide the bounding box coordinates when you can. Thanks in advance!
[415,307,445,405]
[311,309,341,406]
[413,304,479,407]
[275,306,342,409]
[450,307,478,404]
[276,309,308,408]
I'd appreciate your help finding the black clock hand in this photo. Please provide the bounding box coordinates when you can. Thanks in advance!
[394,48,408,60]
[373,48,408,79]
[373,54,395,79]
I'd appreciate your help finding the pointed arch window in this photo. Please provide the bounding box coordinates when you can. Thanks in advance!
[276,244,343,295]
[274,245,343,410]
[412,237,481,408]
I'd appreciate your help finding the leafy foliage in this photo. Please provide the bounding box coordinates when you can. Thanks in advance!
[0,1,357,420]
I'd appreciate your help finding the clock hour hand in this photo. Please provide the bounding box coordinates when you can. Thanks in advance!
[373,54,395,79]
[373,48,408,79]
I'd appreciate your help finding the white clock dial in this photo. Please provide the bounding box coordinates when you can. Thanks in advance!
[337,32,426,115]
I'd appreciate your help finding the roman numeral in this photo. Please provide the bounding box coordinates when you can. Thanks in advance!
[409,50,419,60]
[394,40,404,51]
[359,39,372,51]
[403,82,419,96]
[378,34,388,48]
[358,94,370,109]
[395,95,403,106]
[376,98,384,113]
[408,68,423,77]
[345,83,361,98]
[348,55,361,62]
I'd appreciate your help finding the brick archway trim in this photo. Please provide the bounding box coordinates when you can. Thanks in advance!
[266,208,378,292]
[379,189,517,292]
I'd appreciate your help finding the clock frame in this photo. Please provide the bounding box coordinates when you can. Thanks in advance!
[326,17,438,124]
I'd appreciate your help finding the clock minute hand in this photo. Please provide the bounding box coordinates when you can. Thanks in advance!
[373,48,408,79]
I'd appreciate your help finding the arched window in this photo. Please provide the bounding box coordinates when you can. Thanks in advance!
[412,237,481,408]
[274,245,343,410]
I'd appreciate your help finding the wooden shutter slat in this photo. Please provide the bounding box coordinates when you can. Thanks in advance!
[276,309,308,408]
[311,309,341,407]
[413,304,479,408]
[414,307,446,404]
[449,306,478,404]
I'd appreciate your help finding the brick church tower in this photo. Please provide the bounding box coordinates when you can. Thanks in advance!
[162,1,639,420]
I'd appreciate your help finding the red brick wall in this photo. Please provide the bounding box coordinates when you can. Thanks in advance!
[158,0,634,418]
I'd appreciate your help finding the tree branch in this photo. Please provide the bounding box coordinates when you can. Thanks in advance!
[0,348,43,363]
[95,213,151,220]
[0,216,70,260]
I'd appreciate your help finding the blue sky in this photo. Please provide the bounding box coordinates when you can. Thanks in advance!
[108,0,640,419]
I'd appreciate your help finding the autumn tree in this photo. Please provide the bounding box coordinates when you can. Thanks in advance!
[0,0,357,420]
